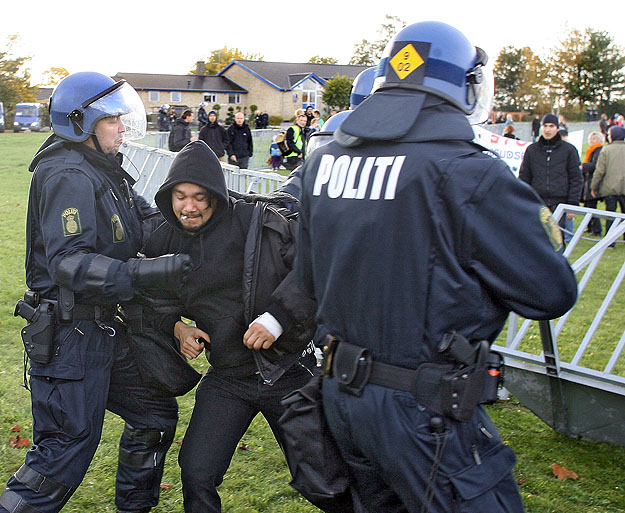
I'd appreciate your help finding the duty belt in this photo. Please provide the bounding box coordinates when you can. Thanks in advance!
[72,304,118,321]
[322,334,503,423]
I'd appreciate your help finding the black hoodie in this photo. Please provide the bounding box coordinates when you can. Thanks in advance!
[147,141,255,374]
[146,141,317,380]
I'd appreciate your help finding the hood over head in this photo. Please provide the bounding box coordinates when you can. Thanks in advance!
[155,140,228,230]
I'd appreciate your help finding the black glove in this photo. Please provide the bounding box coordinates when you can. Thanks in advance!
[127,254,192,295]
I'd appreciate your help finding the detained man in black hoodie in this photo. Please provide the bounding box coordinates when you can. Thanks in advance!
[142,140,316,513]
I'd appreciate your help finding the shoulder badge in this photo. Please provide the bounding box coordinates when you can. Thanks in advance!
[539,206,563,251]
[111,214,125,243]
[62,208,82,237]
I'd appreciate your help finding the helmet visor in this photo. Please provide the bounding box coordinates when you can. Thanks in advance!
[467,61,494,125]
[306,132,334,157]
[89,81,146,140]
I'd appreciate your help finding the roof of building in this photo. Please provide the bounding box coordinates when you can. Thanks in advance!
[113,72,247,93]
[36,87,53,102]
[218,60,370,91]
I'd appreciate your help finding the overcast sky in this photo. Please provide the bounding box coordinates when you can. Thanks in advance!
[3,0,624,85]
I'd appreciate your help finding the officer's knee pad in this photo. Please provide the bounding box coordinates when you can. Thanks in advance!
[119,424,176,469]
[123,423,175,448]
[0,465,76,509]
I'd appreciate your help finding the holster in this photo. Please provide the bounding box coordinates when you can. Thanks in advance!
[440,340,489,422]
[14,295,56,364]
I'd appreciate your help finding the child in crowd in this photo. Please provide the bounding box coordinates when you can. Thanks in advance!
[269,136,282,170]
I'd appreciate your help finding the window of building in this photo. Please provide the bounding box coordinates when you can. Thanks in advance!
[148,91,160,102]
[300,78,319,108]
[228,93,241,104]
[302,90,317,106]
[170,91,182,103]
[204,93,217,104]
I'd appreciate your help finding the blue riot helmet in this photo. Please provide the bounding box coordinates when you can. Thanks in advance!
[372,21,493,124]
[305,110,352,157]
[50,71,146,143]
[350,67,376,109]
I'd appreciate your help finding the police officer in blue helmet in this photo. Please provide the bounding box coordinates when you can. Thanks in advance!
[0,72,191,513]
[295,21,577,512]
[350,67,376,110]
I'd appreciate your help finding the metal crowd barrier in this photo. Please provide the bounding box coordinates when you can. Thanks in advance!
[123,140,625,447]
[121,141,286,205]
[136,129,283,171]
[493,204,625,446]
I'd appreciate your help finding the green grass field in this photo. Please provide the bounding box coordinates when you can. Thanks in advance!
[1,132,624,512]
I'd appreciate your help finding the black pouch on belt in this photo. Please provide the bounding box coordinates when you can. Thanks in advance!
[333,342,372,397]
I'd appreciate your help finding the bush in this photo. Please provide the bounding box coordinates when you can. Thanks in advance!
[268,115,283,126]
[225,106,235,126]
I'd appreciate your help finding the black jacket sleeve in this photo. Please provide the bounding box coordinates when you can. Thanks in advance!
[566,145,582,205]
[247,130,254,157]
[518,147,532,185]
[222,126,231,155]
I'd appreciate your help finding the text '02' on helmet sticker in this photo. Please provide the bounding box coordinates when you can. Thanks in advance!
[387,41,431,85]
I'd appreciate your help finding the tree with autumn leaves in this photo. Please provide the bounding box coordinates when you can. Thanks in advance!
[494,28,625,114]
[0,35,36,120]
[189,47,264,75]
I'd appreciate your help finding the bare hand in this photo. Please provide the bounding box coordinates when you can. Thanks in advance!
[230,155,237,162]
[592,190,597,198]
[174,321,209,360]
[566,213,575,221]
[243,322,276,350]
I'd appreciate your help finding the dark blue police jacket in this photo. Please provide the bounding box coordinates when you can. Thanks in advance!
[26,136,151,303]
[295,99,578,369]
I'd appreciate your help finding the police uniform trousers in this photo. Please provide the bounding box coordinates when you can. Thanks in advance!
[0,320,178,513]
[178,364,313,513]
[321,378,525,513]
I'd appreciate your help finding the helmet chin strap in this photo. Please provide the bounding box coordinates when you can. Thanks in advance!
[91,134,105,153]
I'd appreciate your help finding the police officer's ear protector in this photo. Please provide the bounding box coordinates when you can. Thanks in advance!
[67,79,127,136]
[68,109,85,136]
[465,47,487,107]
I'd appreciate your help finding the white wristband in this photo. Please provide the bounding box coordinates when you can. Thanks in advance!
[250,312,284,340]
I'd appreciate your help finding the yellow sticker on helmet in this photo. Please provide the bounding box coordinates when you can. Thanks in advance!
[390,44,425,80]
